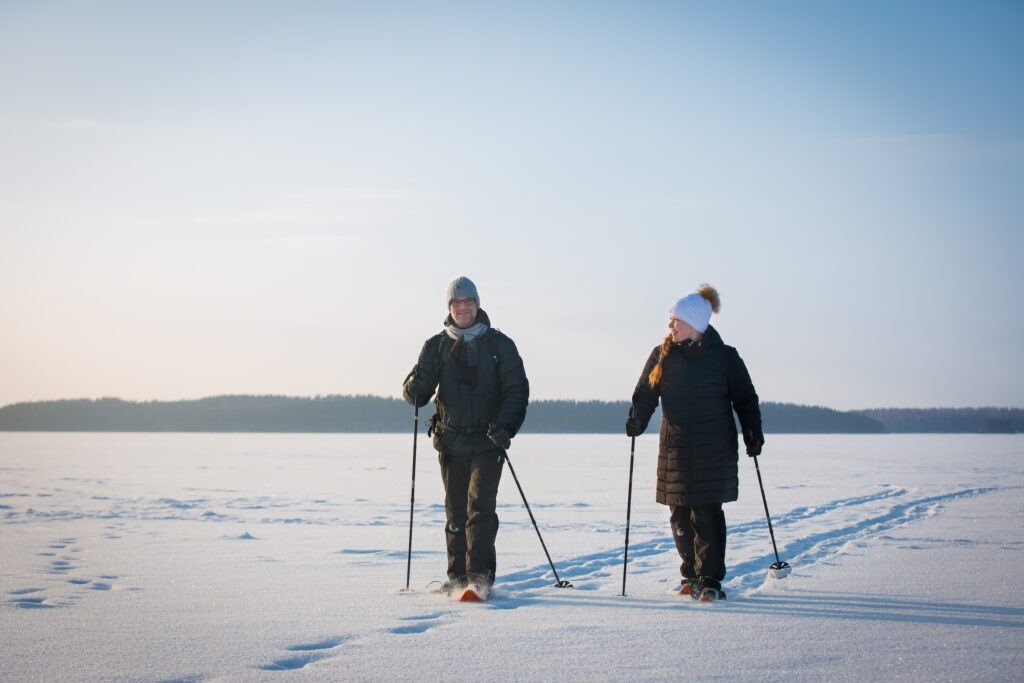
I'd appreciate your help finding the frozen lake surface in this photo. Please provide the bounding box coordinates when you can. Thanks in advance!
[2,433,1023,681]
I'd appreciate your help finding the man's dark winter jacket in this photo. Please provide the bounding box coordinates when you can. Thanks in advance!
[403,310,529,457]
[631,325,761,506]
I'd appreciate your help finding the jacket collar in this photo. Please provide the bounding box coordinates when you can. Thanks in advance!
[672,324,723,358]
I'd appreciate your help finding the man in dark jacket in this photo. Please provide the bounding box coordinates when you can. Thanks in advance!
[403,276,529,593]
[627,285,763,602]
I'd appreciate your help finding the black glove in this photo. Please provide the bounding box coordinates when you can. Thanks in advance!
[487,424,512,449]
[625,417,643,437]
[744,430,765,457]
[402,364,433,408]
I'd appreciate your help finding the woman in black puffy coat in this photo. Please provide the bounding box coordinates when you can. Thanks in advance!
[627,284,763,602]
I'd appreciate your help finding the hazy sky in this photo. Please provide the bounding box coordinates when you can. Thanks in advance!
[2,1,1022,411]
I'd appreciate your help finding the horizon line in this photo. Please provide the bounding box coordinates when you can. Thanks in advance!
[2,394,1023,414]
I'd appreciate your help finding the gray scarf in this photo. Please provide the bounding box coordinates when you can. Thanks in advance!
[445,320,489,371]
[444,321,489,342]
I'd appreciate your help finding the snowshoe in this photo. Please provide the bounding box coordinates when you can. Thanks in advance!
[697,587,727,603]
[457,582,490,603]
[678,579,699,597]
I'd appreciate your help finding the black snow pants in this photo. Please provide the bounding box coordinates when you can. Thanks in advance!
[670,503,727,587]
[439,449,504,583]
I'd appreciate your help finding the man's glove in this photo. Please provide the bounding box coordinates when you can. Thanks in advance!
[744,430,765,457]
[625,417,644,437]
[403,364,433,408]
[487,424,512,449]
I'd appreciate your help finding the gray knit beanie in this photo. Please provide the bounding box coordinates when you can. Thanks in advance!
[446,276,479,308]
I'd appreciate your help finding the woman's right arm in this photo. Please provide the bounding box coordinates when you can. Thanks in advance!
[629,348,661,433]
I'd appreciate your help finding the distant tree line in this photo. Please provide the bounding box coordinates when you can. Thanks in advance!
[0,396,414,433]
[0,395,1017,434]
[858,407,1021,434]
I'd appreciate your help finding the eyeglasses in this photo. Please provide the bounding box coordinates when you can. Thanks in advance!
[450,298,477,308]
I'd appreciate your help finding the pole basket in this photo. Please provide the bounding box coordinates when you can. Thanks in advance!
[554,579,573,588]
[769,560,791,579]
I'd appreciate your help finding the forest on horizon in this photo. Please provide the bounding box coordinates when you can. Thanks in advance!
[0,396,1019,434]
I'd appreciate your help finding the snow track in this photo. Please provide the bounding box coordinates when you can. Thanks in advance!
[497,485,1001,598]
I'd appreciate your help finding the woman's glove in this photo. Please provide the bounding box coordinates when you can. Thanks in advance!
[487,424,512,449]
[744,430,765,457]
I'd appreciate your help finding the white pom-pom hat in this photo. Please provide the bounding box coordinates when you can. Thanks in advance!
[670,294,712,333]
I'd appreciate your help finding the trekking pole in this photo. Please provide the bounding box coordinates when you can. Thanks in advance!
[402,404,419,591]
[621,404,637,596]
[503,453,573,588]
[752,453,791,579]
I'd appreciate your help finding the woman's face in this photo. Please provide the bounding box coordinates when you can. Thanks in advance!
[668,316,696,343]
[449,297,478,328]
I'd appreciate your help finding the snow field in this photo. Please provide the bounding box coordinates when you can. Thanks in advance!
[1,433,1022,682]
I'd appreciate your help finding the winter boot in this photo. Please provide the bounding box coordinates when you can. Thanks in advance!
[678,578,699,596]
[431,577,466,596]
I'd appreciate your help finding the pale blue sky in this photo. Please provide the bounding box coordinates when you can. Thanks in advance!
[1,1,1022,410]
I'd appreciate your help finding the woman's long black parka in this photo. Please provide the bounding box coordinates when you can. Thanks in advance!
[631,325,762,506]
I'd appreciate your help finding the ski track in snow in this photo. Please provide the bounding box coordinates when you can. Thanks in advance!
[350,484,1010,652]
[496,485,1000,599]
[2,483,1001,616]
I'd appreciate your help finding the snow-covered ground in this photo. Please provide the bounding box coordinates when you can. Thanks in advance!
[1,432,1022,682]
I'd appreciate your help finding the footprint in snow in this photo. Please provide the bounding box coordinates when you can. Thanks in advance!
[390,614,447,634]
[399,612,446,621]
[260,653,326,671]
[8,594,60,609]
[285,637,349,652]
[258,636,349,671]
[48,559,75,574]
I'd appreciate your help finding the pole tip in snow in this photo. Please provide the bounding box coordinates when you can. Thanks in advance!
[554,580,573,588]
[768,561,791,579]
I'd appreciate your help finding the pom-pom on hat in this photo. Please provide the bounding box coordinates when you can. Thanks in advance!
[446,276,479,308]
[670,284,720,334]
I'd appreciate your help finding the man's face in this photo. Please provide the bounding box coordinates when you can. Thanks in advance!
[449,297,478,328]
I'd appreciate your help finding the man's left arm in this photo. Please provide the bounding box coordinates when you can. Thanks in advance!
[493,334,530,438]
